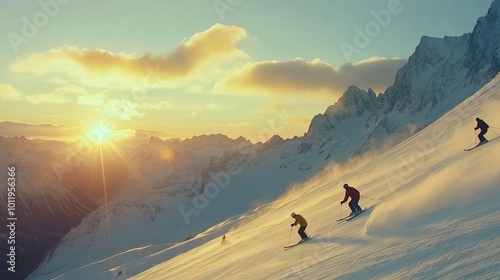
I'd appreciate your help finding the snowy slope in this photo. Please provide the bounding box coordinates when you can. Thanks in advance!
[305,0,500,160]
[128,74,500,280]
[25,2,500,278]
[26,135,322,279]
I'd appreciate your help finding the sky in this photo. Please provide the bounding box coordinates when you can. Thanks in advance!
[0,0,494,143]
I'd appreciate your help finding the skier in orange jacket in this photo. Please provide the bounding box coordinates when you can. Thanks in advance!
[290,212,309,242]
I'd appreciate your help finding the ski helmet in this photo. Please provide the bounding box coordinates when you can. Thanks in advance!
[343,183,349,189]
[290,212,296,218]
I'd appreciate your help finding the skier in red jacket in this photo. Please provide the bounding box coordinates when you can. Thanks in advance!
[340,183,363,216]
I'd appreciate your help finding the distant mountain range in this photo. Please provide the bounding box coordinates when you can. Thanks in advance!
[1,1,499,279]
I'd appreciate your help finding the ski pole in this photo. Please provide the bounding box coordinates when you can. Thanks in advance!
[361,195,374,200]
[340,204,343,220]
[474,129,477,145]
[287,227,293,244]
[489,127,500,136]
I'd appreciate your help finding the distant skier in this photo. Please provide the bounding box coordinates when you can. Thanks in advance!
[474,117,489,144]
[340,183,363,216]
[290,212,309,241]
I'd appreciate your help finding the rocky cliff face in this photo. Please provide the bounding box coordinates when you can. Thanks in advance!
[303,0,500,157]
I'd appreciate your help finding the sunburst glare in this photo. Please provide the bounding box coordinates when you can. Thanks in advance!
[90,124,110,143]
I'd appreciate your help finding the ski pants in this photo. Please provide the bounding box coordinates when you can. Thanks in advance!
[349,198,362,212]
[478,128,488,142]
[298,226,308,239]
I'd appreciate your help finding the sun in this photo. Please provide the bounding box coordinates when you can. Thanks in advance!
[89,124,111,144]
[86,123,135,146]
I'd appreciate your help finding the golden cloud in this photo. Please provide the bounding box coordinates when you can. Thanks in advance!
[218,57,406,96]
[11,24,247,85]
[77,94,105,106]
[0,83,73,104]
[0,83,24,101]
[0,121,78,139]
[25,92,70,104]
[100,99,143,121]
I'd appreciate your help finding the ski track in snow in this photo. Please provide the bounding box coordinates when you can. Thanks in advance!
[24,76,500,280]
[121,76,500,280]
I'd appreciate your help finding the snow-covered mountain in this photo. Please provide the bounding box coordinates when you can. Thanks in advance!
[30,69,500,280]
[15,1,500,279]
[129,74,500,280]
[0,138,95,279]
[303,0,500,161]
[25,133,320,279]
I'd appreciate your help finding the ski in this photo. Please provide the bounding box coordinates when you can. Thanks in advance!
[464,141,489,151]
[284,243,300,249]
[337,206,374,222]
[345,214,359,221]
[284,237,311,249]
[464,136,498,152]
[337,210,367,222]
[336,214,355,222]
[345,210,366,221]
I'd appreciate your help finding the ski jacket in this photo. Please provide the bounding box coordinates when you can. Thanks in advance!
[475,119,489,130]
[341,186,360,203]
[292,214,307,227]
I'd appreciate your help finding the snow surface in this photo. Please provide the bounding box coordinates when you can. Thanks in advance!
[32,75,499,280]
[127,75,500,280]
[24,2,500,276]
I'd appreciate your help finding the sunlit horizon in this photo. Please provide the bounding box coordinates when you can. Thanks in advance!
[0,0,494,144]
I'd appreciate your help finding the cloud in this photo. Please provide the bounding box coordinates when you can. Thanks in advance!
[25,92,71,104]
[217,57,406,96]
[100,99,143,121]
[213,122,251,127]
[77,94,105,106]
[193,102,218,111]
[138,101,173,111]
[0,83,24,101]
[0,83,72,104]
[0,121,78,139]
[10,24,247,86]
[132,129,180,140]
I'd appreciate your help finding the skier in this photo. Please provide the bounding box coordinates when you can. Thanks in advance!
[340,183,363,216]
[290,212,309,241]
[474,117,489,144]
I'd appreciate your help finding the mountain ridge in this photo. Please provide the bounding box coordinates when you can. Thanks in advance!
[8,1,500,278]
